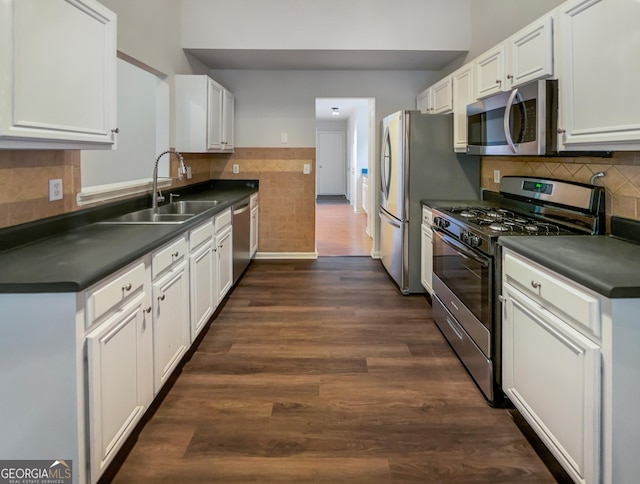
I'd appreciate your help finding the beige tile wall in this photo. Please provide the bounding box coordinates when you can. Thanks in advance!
[0,150,81,228]
[201,148,317,254]
[481,152,640,229]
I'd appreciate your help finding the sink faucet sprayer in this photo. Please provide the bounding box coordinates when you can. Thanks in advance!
[152,149,188,209]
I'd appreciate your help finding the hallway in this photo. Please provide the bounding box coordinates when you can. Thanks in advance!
[108,257,561,483]
[315,199,372,256]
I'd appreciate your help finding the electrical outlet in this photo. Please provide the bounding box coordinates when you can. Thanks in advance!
[281,132,288,144]
[49,179,63,201]
[303,163,311,175]
[493,170,501,183]
[186,166,192,179]
[233,164,240,174]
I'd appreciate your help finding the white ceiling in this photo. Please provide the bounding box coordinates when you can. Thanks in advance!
[186,49,466,71]
[316,98,369,121]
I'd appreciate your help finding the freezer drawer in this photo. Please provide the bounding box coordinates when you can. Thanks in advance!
[379,209,407,294]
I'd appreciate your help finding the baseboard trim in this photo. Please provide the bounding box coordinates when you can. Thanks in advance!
[254,251,319,260]
[370,250,381,259]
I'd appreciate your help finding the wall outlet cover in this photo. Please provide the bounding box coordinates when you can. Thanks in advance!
[49,179,63,201]
[233,164,240,174]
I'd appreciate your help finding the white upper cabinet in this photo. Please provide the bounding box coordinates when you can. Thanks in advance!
[175,75,235,153]
[430,76,453,114]
[556,0,640,151]
[416,88,432,114]
[475,44,507,99]
[417,77,453,114]
[452,63,475,152]
[508,15,554,88]
[475,15,554,99]
[0,0,118,149]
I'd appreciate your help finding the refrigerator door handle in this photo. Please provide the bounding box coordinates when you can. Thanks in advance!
[380,208,402,228]
[381,127,391,200]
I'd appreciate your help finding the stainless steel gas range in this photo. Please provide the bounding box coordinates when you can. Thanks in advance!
[430,176,605,406]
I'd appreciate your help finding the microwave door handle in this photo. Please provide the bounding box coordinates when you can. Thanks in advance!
[503,88,520,154]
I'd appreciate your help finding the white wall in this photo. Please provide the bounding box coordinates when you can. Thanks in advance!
[209,69,440,147]
[182,0,471,51]
[440,0,565,76]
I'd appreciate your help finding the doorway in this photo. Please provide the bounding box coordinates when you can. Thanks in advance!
[315,97,374,257]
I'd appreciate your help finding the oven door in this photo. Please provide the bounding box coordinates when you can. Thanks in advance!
[432,229,493,331]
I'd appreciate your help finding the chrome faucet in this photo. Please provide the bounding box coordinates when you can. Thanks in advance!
[152,150,188,209]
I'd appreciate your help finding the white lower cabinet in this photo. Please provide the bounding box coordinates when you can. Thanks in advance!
[216,224,233,303]
[152,244,190,392]
[420,207,433,295]
[502,282,600,484]
[190,219,216,340]
[86,294,153,483]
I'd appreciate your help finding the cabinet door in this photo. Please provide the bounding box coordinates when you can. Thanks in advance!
[502,284,600,484]
[0,0,117,148]
[557,0,640,150]
[86,296,153,482]
[431,76,453,114]
[222,89,234,151]
[475,45,506,99]
[420,225,433,294]
[190,242,216,341]
[416,88,432,113]
[207,78,223,150]
[250,206,259,258]
[452,64,475,152]
[507,15,554,88]
[216,225,233,304]
[153,262,190,392]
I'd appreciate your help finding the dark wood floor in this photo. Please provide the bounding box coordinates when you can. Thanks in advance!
[110,257,558,483]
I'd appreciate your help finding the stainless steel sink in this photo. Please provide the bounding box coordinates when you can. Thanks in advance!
[159,200,220,214]
[99,200,221,224]
[100,208,194,225]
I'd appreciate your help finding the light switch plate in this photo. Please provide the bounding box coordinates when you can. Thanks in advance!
[493,170,501,183]
[49,179,63,201]
[303,163,311,175]
[233,164,240,174]
[281,132,288,144]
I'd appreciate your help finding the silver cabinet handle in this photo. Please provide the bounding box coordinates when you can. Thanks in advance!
[498,295,505,303]
[111,128,119,134]
[158,294,166,301]
[122,283,132,291]
[557,129,566,134]
[496,79,502,84]
[506,74,513,80]
[172,251,179,258]
[143,306,152,314]
[531,281,541,289]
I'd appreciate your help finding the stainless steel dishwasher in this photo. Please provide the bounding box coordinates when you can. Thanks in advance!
[232,197,251,283]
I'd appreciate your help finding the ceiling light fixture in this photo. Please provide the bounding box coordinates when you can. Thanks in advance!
[331,107,340,116]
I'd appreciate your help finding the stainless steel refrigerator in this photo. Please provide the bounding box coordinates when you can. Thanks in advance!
[379,111,480,294]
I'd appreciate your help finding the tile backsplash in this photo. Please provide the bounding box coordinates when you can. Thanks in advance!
[481,152,640,228]
[0,150,80,228]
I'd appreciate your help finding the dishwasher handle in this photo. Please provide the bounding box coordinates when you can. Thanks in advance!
[233,203,250,215]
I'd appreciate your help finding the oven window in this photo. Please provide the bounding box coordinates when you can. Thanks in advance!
[433,232,492,329]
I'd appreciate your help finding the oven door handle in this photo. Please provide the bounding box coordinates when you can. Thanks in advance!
[433,229,490,267]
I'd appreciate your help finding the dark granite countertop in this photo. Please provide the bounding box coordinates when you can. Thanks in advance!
[499,235,640,299]
[0,183,257,293]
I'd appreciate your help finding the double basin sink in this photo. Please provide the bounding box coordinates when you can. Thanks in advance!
[100,200,221,225]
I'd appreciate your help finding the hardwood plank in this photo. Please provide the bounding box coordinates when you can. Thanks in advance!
[107,257,562,483]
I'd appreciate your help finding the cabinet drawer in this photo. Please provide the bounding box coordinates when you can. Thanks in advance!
[503,251,601,338]
[85,261,146,326]
[189,219,214,251]
[422,206,433,226]
[250,193,258,210]
[152,236,188,279]
[214,208,232,233]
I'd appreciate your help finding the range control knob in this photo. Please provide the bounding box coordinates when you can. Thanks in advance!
[434,217,450,229]
[463,231,481,247]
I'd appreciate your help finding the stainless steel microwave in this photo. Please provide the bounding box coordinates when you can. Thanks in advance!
[466,79,558,156]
